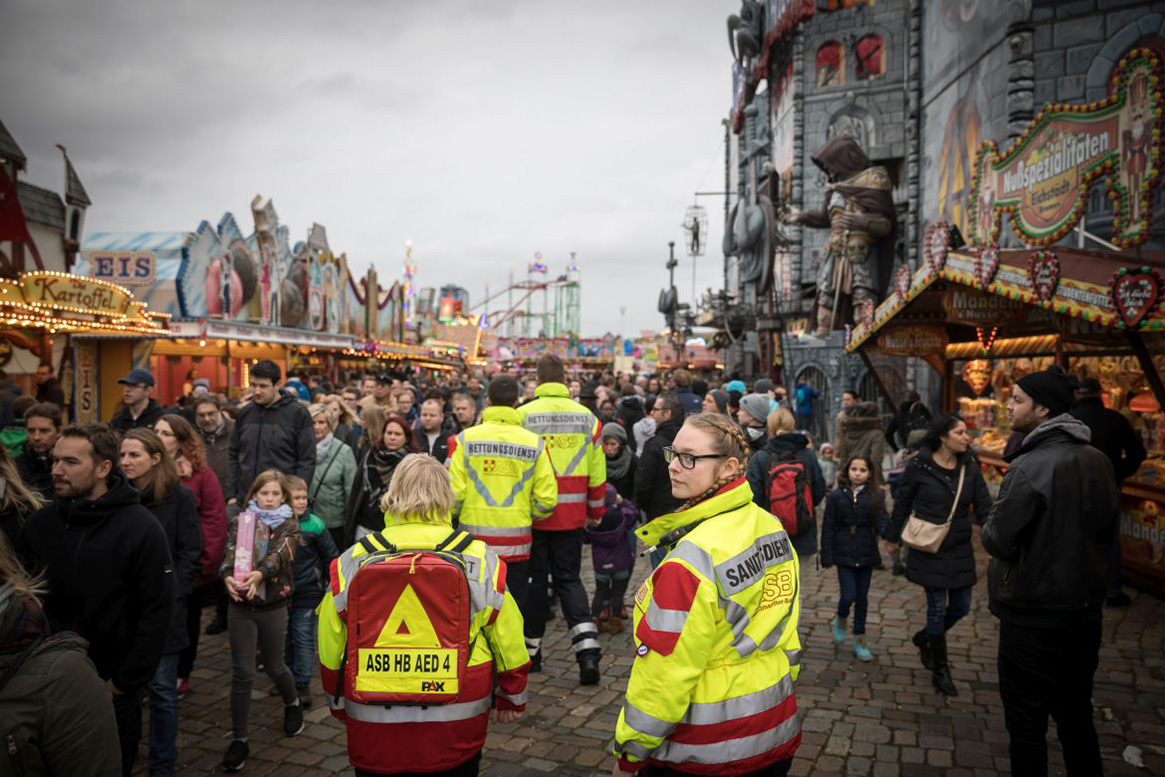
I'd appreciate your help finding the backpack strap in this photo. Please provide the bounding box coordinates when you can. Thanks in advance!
[358,532,397,556]
[333,648,348,708]
[435,530,474,554]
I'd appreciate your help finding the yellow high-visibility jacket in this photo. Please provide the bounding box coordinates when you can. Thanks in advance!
[517,382,606,531]
[318,521,529,773]
[447,406,558,562]
[613,479,802,775]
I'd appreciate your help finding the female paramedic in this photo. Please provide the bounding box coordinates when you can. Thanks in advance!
[613,413,802,776]
[318,454,530,777]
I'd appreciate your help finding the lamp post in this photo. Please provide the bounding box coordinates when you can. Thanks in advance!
[666,241,680,355]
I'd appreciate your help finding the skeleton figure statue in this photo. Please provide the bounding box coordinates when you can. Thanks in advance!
[787,136,897,338]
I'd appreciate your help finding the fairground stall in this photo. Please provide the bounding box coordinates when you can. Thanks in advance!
[77,198,449,400]
[848,48,1165,593]
[0,271,173,422]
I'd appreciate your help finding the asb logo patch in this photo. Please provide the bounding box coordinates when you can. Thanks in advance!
[758,570,795,613]
[634,581,649,606]
[636,644,650,657]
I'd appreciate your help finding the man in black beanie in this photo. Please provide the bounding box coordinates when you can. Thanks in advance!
[982,366,1119,776]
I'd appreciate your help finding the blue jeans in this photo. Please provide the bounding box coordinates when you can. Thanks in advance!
[286,606,318,686]
[836,566,874,635]
[924,585,972,635]
[148,652,180,776]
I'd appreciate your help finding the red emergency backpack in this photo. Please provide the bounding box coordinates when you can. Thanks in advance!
[765,450,813,536]
[339,530,477,706]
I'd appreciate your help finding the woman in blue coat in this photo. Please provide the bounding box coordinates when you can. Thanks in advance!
[820,455,888,662]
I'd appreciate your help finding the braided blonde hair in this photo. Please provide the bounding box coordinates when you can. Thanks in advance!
[677,414,751,511]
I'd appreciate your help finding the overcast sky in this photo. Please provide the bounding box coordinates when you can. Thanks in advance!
[3,0,737,338]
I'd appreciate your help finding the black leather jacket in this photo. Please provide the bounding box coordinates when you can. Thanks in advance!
[982,414,1119,627]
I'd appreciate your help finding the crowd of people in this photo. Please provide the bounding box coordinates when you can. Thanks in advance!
[0,356,1135,776]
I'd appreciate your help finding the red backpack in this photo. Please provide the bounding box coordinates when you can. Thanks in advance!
[765,450,813,536]
[339,531,476,706]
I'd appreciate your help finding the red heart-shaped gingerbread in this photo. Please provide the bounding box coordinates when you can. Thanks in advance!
[1028,250,1060,302]
[977,245,1000,288]
[893,264,911,299]
[926,223,949,271]
[1111,269,1162,328]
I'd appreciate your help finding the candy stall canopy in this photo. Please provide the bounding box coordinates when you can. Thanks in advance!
[845,245,1165,594]
[3,271,173,426]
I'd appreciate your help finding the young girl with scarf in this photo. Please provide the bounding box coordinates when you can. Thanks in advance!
[219,470,304,772]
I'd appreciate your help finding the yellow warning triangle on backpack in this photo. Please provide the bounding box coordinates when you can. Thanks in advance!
[376,584,441,648]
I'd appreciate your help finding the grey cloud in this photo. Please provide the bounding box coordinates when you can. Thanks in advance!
[5,0,739,335]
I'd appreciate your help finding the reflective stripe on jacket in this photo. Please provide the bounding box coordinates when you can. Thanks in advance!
[517,383,606,531]
[448,406,558,562]
[614,479,802,775]
[317,522,529,774]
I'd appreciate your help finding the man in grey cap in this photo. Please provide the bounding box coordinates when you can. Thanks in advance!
[110,368,166,432]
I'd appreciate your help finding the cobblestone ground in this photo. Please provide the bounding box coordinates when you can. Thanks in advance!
[152,528,1165,775]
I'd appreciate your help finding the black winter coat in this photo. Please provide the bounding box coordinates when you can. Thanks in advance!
[635,419,684,520]
[15,449,53,500]
[291,514,340,609]
[820,487,888,568]
[887,447,993,590]
[109,399,166,433]
[982,414,1119,627]
[616,396,646,431]
[20,472,175,693]
[1070,397,1146,482]
[885,400,932,452]
[227,394,316,502]
[413,422,453,463]
[35,378,65,408]
[141,484,203,654]
[746,433,826,558]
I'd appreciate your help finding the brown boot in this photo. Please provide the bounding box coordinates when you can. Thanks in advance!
[607,616,624,634]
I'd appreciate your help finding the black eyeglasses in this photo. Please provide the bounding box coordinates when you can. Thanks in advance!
[662,447,725,470]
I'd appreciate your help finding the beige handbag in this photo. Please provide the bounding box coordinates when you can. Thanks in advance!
[901,464,965,554]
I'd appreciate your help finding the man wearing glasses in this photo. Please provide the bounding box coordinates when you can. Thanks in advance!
[634,393,687,523]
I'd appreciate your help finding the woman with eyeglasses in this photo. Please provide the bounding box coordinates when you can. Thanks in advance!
[613,413,802,777]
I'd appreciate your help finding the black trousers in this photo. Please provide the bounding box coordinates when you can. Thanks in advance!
[525,529,600,662]
[592,570,632,619]
[505,559,530,622]
[177,581,218,678]
[998,619,1103,777]
[112,685,146,777]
